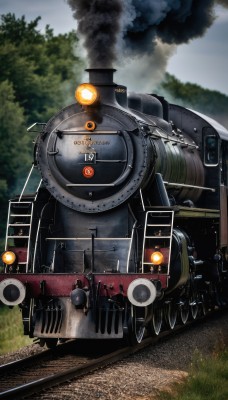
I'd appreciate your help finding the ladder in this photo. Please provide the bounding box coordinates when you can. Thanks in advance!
[5,201,34,272]
[4,164,42,272]
[142,210,174,274]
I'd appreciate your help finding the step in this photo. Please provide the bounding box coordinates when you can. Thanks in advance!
[9,214,32,217]
[8,224,31,227]
[146,224,171,227]
[7,235,29,239]
[145,236,171,239]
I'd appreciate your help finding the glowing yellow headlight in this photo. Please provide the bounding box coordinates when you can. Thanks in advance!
[75,83,98,106]
[1,251,16,265]
[150,251,164,266]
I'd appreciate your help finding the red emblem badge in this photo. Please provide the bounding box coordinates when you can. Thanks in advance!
[82,166,95,178]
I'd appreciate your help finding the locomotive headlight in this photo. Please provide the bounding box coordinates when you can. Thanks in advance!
[75,83,98,106]
[1,250,16,265]
[150,251,164,266]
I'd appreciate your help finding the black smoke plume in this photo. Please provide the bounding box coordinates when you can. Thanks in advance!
[67,0,122,68]
[67,0,227,63]
[67,0,227,88]
[121,0,217,57]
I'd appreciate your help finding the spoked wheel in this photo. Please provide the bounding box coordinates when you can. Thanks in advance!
[190,297,198,320]
[199,294,208,316]
[128,305,146,344]
[151,305,163,336]
[165,302,177,330]
[179,301,189,325]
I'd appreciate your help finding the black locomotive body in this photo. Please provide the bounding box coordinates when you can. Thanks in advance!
[0,68,228,346]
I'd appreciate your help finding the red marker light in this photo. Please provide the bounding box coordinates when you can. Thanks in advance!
[83,166,95,178]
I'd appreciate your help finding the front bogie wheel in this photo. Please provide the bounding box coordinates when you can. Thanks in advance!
[128,305,146,344]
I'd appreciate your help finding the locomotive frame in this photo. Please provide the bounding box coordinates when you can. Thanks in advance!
[0,68,227,347]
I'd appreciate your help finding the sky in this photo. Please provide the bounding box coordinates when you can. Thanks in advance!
[0,0,228,95]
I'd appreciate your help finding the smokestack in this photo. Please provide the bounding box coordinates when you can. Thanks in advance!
[86,68,118,105]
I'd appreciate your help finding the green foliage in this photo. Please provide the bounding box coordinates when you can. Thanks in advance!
[159,73,228,127]
[0,13,84,124]
[156,347,228,400]
[0,80,28,188]
[0,13,84,242]
[0,306,33,355]
[0,80,28,237]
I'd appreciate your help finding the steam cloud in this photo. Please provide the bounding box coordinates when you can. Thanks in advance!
[67,0,228,87]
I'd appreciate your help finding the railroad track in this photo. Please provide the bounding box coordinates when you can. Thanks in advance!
[0,309,226,400]
[0,337,153,400]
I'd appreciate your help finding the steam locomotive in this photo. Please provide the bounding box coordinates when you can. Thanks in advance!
[0,68,228,347]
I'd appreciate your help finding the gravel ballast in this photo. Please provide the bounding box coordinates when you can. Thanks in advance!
[1,312,228,400]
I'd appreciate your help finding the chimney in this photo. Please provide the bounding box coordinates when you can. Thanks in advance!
[86,68,118,105]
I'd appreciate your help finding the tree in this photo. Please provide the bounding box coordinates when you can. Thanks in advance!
[0,80,29,238]
[0,13,84,243]
[0,14,84,124]
[159,73,228,128]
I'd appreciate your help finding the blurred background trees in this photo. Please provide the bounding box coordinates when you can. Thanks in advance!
[159,73,228,128]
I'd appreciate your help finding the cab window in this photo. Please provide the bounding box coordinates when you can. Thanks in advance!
[222,142,228,185]
[204,135,219,166]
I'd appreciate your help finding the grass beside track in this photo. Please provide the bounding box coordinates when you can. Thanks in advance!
[157,340,228,400]
[0,305,33,355]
